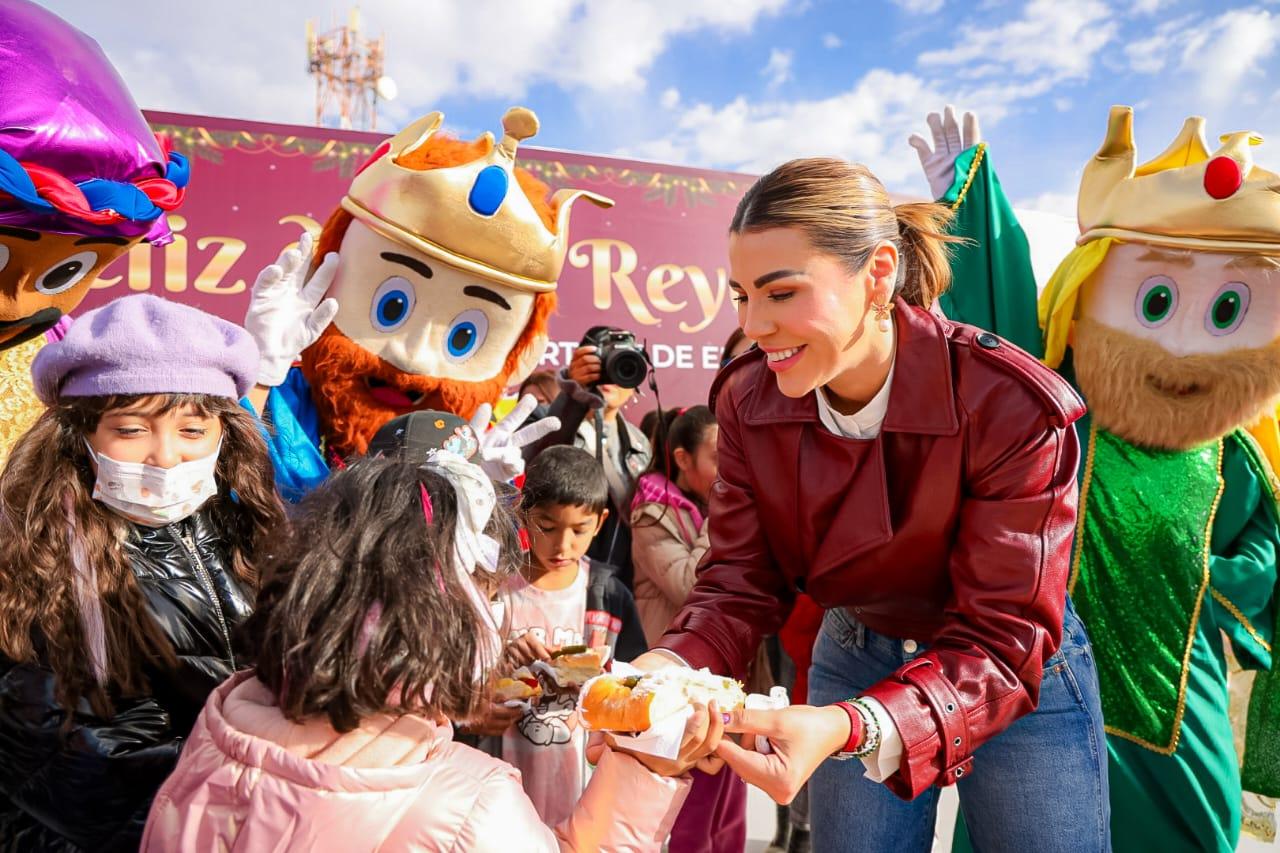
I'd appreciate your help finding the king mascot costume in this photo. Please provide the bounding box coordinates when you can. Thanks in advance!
[0,0,188,462]
[244,107,609,498]
[916,105,1280,852]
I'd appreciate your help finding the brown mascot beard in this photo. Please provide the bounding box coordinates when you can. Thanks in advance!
[1072,317,1280,450]
[300,295,552,459]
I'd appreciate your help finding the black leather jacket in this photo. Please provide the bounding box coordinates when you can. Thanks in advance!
[0,510,252,852]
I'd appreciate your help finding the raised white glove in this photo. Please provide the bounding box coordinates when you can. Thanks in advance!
[244,231,340,387]
[908,105,982,201]
[469,395,562,482]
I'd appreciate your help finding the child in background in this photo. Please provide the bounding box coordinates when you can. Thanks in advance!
[630,406,717,645]
[519,369,561,407]
[0,294,284,851]
[497,445,646,826]
[630,405,748,853]
[144,455,708,851]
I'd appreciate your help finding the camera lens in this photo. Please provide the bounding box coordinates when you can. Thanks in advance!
[604,349,648,389]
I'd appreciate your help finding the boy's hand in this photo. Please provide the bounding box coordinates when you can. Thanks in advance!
[505,633,552,669]
[459,702,524,737]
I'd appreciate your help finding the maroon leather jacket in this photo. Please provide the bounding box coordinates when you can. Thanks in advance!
[656,300,1084,798]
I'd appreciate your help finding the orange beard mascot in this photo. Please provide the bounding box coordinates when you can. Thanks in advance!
[245,107,609,499]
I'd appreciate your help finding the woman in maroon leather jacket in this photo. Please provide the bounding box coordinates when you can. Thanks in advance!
[633,158,1110,852]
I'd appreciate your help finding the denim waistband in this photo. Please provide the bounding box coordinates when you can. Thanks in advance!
[831,596,1090,666]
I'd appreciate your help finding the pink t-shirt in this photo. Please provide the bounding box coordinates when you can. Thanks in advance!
[501,562,589,827]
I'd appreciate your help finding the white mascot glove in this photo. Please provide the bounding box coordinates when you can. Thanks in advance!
[469,395,562,482]
[908,105,982,202]
[244,231,341,387]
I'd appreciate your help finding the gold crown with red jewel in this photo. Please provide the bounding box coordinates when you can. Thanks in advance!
[342,107,613,293]
[1077,105,1280,255]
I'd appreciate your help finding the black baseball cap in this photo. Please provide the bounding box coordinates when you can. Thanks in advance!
[367,410,479,460]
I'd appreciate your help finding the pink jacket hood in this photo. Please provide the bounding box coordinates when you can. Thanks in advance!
[143,671,690,851]
[631,472,704,540]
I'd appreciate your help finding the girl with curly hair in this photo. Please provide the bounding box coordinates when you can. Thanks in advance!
[0,294,285,851]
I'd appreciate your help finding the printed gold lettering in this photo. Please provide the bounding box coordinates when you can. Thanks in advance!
[568,239,659,326]
[193,236,248,294]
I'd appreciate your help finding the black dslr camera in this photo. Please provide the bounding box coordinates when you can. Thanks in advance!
[582,327,651,389]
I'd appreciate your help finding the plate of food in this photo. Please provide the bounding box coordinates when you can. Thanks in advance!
[494,667,543,707]
[529,645,606,697]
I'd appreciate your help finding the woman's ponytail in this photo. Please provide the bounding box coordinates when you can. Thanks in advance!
[893,202,958,309]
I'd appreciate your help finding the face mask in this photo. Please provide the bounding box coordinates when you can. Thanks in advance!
[85,440,221,526]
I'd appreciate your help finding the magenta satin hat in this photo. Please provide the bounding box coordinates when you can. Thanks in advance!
[0,0,189,244]
[31,295,259,404]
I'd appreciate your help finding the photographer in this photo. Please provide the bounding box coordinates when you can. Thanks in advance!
[524,327,652,585]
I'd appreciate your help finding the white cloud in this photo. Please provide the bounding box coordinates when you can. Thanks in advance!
[39,0,789,126]
[918,0,1116,83]
[822,32,842,49]
[627,69,983,193]
[762,48,794,90]
[618,0,1140,197]
[1119,9,1279,109]
[1131,0,1163,13]
[1123,14,1211,76]
[1125,29,1175,74]
[660,87,682,109]
[893,0,945,13]
[1179,8,1280,102]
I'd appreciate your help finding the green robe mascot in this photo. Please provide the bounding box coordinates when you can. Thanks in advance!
[920,106,1280,853]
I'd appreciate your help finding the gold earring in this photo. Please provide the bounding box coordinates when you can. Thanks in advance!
[872,301,894,333]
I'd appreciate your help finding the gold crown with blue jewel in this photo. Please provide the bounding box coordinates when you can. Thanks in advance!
[1077,105,1280,255]
[342,107,613,293]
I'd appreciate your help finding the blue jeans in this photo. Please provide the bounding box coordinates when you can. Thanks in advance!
[808,599,1110,853]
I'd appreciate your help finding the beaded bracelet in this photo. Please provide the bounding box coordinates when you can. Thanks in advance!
[847,698,882,759]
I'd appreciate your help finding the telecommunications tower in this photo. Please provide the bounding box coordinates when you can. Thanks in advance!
[306,7,397,130]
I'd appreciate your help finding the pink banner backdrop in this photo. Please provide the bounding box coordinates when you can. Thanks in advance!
[79,111,754,409]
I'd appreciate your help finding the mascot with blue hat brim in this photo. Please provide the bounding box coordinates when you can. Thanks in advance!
[242,107,609,497]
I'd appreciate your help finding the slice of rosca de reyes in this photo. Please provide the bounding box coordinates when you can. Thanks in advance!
[579,667,745,734]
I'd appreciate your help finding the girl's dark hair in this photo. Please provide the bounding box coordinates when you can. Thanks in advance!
[242,457,523,733]
[632,405,718,524]
[0,394,285,717]
[639,410,661,445]
[721,328,749,365]
[730,157,960,309]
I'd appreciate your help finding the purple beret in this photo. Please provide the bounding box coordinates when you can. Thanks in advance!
[32,295,258,404]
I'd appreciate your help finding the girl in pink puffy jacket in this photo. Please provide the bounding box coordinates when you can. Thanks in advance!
[143,455,720,852]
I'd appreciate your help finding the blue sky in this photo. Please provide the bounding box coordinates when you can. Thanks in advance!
[43,0,1280,217]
